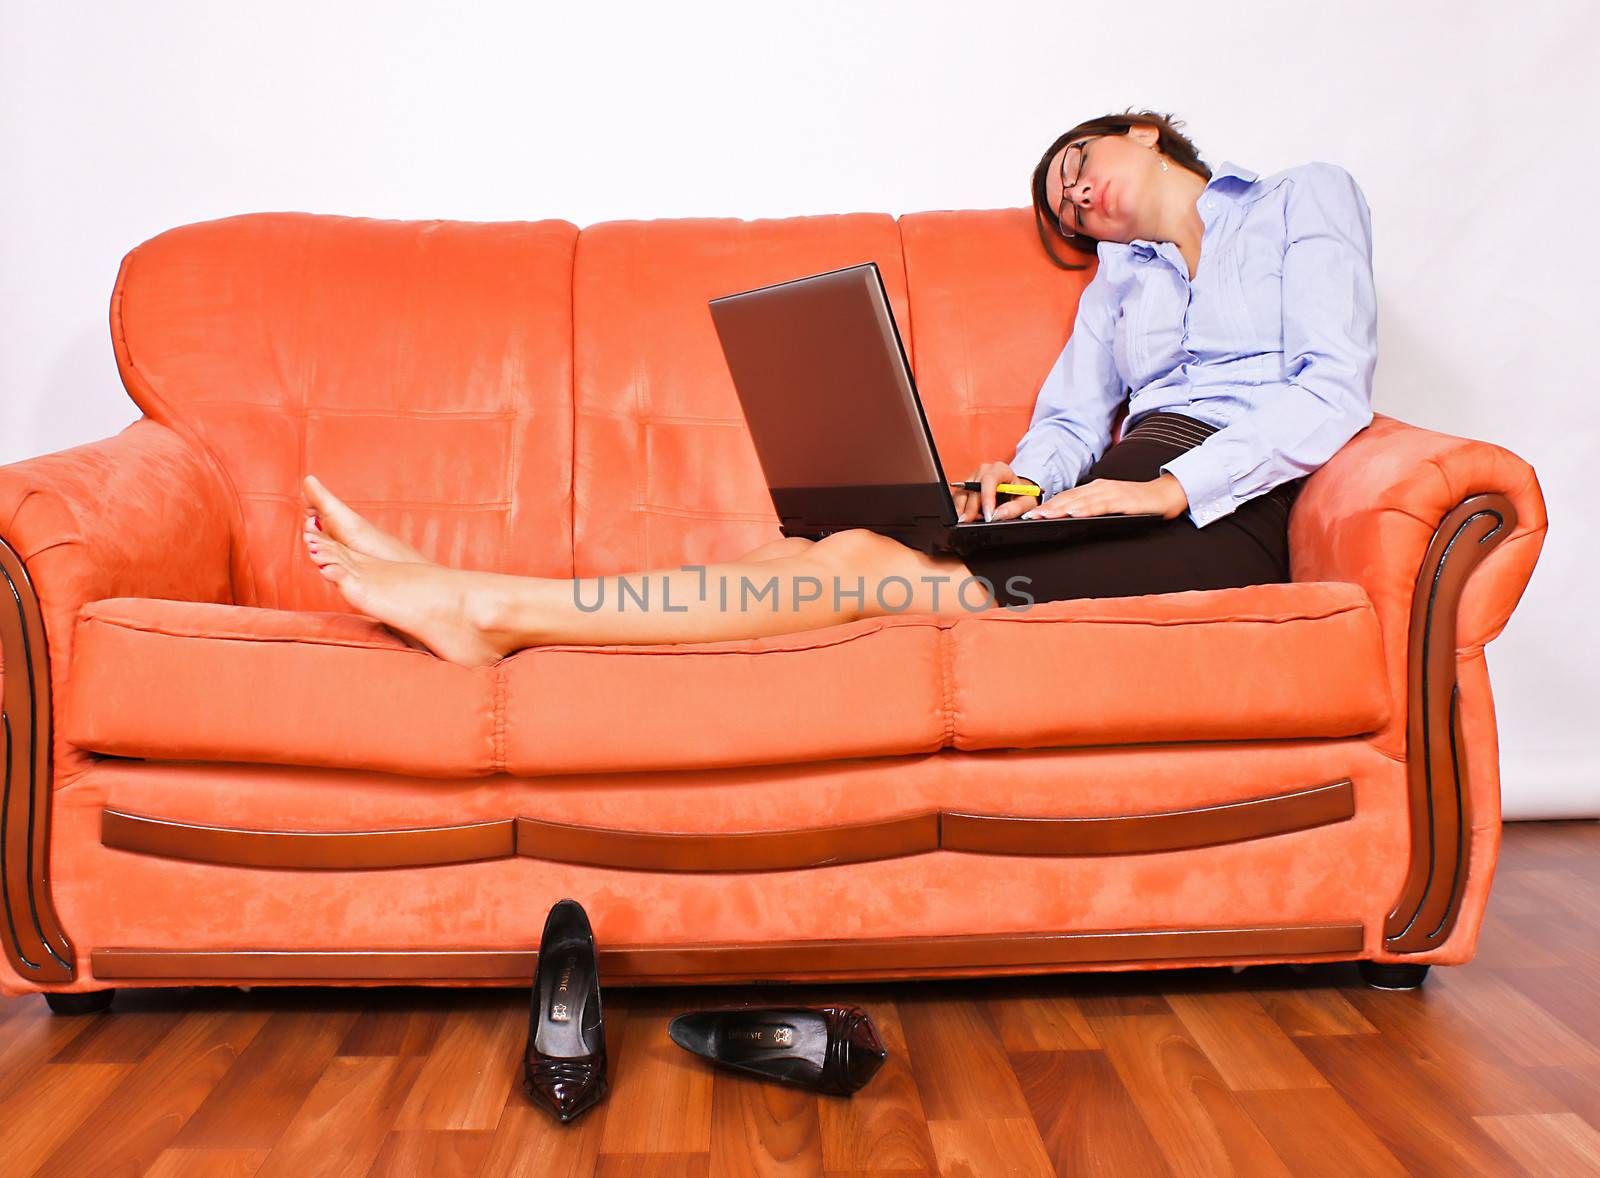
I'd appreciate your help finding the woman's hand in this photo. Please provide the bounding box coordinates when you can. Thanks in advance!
[953,461,1040,523]
[1022,473,1189,521]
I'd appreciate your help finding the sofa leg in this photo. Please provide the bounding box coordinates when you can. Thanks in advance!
[1359,961,1430,990]
[43,989,116,1015]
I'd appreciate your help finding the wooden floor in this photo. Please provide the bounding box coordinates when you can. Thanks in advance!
[1,820,1598,1177]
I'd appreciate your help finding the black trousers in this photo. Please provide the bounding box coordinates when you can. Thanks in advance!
[963,411,1305,609]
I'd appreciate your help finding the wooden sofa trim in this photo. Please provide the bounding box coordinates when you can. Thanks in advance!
[100,810,516,869]
[1384,492,1517,953]
[0,537,75,982]
[514,812,940,871]
[97,779,1354,873]
[90,921,1365,983]
[941,780,1353,856]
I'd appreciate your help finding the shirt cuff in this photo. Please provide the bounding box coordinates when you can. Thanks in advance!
[1008,442,1065,503]
[1158,445,1239,529]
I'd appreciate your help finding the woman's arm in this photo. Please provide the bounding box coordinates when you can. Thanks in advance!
[1157,162,1379,528]
[1008,270,1126,503]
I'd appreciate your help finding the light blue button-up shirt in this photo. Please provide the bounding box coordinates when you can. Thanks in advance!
[1009,159,1378,528]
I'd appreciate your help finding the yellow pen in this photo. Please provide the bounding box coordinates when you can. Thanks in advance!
[951,480,1042,497]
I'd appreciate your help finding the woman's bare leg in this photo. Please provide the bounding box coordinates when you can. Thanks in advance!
[303,526,995,666]
[303,472,811,570]
[733,535,819,563]
[478,528,989,648]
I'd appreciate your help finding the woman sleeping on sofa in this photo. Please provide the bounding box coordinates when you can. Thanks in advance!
[298,108,1377,669]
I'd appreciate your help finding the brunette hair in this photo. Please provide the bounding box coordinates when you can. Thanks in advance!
[1032,108,1211,270]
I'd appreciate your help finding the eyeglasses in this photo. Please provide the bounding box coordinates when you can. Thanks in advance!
[1056,136,1099,239]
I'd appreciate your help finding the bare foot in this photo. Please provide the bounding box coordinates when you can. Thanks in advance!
[301,474,434,565]
[303,533,513,668]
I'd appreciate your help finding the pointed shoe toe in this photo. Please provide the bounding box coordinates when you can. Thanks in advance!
[831,1004,889,1094]
[523,1053,608,1124]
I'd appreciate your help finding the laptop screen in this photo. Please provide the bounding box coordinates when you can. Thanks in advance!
[709,263,942,493]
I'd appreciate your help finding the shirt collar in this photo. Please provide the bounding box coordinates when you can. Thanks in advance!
[1113,159,1259,259]
[1209,159,1259,186]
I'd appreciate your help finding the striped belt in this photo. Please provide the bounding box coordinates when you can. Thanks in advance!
[1119,410,1219,450]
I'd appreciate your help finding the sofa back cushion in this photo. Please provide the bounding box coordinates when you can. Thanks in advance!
[112,213,579,610]
[571,209,1098,576]
[113,208,1099,605]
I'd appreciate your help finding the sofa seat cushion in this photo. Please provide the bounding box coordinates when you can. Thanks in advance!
[947,580,1390,750]
[64,581,1387,779]
[63,599,949,777]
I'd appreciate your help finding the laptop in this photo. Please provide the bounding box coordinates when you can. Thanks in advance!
[706,260,1164,556]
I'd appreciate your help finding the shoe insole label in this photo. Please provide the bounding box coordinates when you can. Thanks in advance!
[729,1024,794,1046]
[550,956,576,1022]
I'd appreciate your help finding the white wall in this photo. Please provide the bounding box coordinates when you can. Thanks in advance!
[3,0,1593,816]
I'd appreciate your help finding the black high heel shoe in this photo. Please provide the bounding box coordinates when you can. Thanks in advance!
[666,1005,887,1096]
[522,898,608,1123]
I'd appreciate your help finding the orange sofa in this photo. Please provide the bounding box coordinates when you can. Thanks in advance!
[0,209,1548,1009]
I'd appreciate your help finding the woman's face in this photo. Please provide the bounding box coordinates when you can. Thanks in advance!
[1046,123,1165,245]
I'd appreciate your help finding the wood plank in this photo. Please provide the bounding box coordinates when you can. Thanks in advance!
[926,1117,1057,1177]
[594,1154,711,1177]
[32,1008,269,1178]
[1344,987,1570,1115]
[367,1129,497,1177]
[0,1061,131,1174]
[1497,866,1600,926]
[1483,869,1558,918]
[1493,820,1600,866]
[0,990,23,1029]
[1011,1048,1172,1177]
[172,1007,361,1148]
[1086,1012,1293,1176]
[391,996,525,1131]
[599,1006,713,1155]
[709,1063,824,1177]
[1293,1033,1527,1174]
[1502,914,1600,976]
[0,1004,97,1104]
[45,1000,185,1064]
[338,1002,449,1057]
[984,976,1099,1051]
[1253,985,1377,1038]
[1074,975,1175,1019]
[478,1041,621,1178]
[1522,1064,1600,1137]
[254,1055,427,1178]
[1500,964,1600,1049]
[1469,908,1566,968]
[816,999,938,1175]
[1166,990,1327,1090]
[1476,1112,1600,1175]
[143,1148,270,1177]
[1235,1088,1408,1177]
[898,994,1031,1120]
[1423,968,1600,1069]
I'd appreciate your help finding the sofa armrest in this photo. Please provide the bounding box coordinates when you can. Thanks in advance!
[0,414,236,986]
[1291,411,1547,747]
[0,416,236,610]
[1290,410,1548,959]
